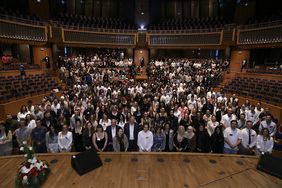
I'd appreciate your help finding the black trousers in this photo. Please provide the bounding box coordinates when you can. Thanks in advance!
[128,140,138,151]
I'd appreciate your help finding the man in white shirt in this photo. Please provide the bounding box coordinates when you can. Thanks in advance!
[221,108,237,128]
[223,120,242,154]
[137,123,153,152]
[239,120,257,155]
[246,105,259,124]
[259,115,277,137]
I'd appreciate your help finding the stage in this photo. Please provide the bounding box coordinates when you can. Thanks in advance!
[0,152,281,188]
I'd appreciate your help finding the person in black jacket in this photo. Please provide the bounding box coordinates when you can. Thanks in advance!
[106,119,121,151]
[216,105,226,123]
[123,116,141,151]
[196,124,210,153]
[210,126,224,153]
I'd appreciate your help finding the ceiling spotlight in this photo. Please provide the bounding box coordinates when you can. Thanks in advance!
[37,0,41,2]
[141,12,144,15]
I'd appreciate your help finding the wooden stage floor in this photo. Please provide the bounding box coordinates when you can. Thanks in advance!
[0,152,282,188]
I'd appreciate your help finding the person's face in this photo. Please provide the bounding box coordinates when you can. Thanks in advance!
[247,122,253,129]
[45,113,51,118]
[216,127,220,134]
[228,109,232,115]
[21,106,26,111]
[50,126,55,132]
[111,120,117,127]
[129,117,134,124]
[266,116,272,122]
[97,127,103,132]
[240,114,245,120]
[199,125,204,131]
[144,125,149,132]
[178,126,185,133]
[118,129,123,136]
[86,123,92,129]
[63,125,68,131]
[36,120,41,127]
[231,121,237,129]
[76,121,81,126]
[262,129,268,137]
[20,119,25,126]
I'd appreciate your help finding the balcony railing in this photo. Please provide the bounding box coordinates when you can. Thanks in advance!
[0,19,47,42]
[238,24,282,45]
[148,32,222,46]
[62,28,136,45]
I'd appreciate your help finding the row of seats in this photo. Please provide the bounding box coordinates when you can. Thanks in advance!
[247,12,282,25]
[0,74,60,103]
[222,76,282,105]
[148,17,228,30]
[0,62,40,71]
[246,69,282,75]
[150,33,221,45]
[52,13,137,30]
[0,6,40,23]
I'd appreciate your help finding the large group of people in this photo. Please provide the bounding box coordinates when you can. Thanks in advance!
[0,53,281,157]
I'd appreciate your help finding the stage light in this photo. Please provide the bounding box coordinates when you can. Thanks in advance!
[141,12,144,15]
[37,0,41,2]
[140,25,144,29]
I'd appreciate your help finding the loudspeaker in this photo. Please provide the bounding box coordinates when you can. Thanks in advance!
[71,149,103,176]
[257,154,282,179]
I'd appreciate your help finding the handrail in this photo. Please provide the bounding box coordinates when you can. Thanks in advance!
[0,13,46,26]
[239,19,282,30]
[148,27,223,34]
[50,20,137,33]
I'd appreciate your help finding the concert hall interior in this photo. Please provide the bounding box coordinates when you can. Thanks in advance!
[0,0,282,187]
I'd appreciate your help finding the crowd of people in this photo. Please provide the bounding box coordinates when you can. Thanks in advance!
[0,54,281,156]
[58,50,135,85]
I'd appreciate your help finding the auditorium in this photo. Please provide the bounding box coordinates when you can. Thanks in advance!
[0,0,282,187]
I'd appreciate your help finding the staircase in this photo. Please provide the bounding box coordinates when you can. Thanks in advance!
[214,50,250,91]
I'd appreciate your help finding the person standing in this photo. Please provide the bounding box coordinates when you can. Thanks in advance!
[256,128,274,155]
[31,119,48,153]
[239,120,257,155]
[137,123,153,152]
[223,120,242,154]
[58,124,73,152]
[106,119,121,151]
[92,124,108,152]
[113,128,129,152]
[124,116,140,151]
[210,126,224,153]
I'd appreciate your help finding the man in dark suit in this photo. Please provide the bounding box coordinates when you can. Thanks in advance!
[124,116,141,151]
[106,119,121,151]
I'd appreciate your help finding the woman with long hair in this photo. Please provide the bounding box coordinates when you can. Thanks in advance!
[173,125,188,152]
[45,125,59,153]
[113,128,128,152]
[92,124,108,152]
[210,126,224,153]
[82,121,95,150]
[152,126,166,152]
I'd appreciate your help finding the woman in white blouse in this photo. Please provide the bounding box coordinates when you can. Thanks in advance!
[26,114,36,130]
[17,105,29,121]
[99,114,111,131]
[58,124,73,152]
[207,115,219,136]
[256,128,274,155]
